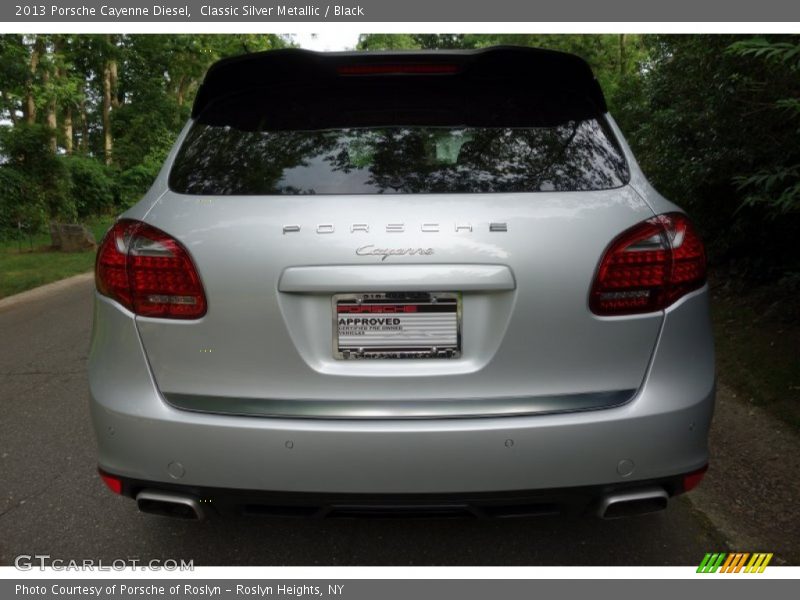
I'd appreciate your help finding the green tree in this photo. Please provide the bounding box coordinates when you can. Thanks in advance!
[357,34,422,50]
[623,35,800,278]
[0,34,292,231]
[726,37,800,216]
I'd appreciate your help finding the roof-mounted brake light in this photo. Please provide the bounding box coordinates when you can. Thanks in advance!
[337,63,459,76]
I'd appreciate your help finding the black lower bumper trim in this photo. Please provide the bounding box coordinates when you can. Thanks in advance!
[101,468,699,519]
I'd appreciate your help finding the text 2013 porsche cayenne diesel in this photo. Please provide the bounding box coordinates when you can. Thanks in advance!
[90,47,714,519]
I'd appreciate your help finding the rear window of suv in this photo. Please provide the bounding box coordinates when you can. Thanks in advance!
[169,84,629,195]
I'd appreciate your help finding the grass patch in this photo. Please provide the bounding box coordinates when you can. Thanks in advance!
[0,216,115,299]
[711,273,800,431]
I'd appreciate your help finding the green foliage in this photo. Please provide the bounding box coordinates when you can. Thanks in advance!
[111,97,185,172]
[1,33,799,280]
[727,37,800,68]
[109,34,289,201]
[357,34,448,50]
[0,35,30,116]
[64,155,116,217]
[116,151,167,207]
[0,166,46,240]
[0,34,292,233]
[726,37,800,217]
[734,167,800,215]
[0,123,71,223]
[620,35,800,278]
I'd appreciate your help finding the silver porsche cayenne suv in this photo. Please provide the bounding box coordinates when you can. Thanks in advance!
[90,47,714,520]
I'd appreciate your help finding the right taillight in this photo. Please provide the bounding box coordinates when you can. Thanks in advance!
[95,219,207,319]
[590,212,706,316]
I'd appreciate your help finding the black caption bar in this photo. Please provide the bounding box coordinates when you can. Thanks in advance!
[4,0,800,22]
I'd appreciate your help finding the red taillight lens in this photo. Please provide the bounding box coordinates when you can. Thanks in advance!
[590,212,706,316]
[95,219,207,319]
[99,470,123,495]
[682,465,708,493]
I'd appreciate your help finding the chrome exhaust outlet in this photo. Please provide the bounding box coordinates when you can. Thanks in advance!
[136,490,205,520]
[598,487,668,519]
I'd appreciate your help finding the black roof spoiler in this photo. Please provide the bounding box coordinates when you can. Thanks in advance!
[191,46,607,118]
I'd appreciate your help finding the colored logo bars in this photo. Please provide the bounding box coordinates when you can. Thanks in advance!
[697,553,773,573]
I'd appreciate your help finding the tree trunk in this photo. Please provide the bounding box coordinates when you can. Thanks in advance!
[46,100,58,152]
[102,34,119,165]
[176,75,188,107]
[24,36,42,124]
[102,61,113,165]
[44,63,57,153]
[79,99,89,153]
[109,59,120,108]
[46,35,67,154]
[619,34,627,78]
[63,106,73,155]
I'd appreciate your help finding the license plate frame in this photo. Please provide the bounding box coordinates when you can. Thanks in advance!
[333,292,461,360]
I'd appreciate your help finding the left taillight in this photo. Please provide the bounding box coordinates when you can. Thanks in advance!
[95,219,207,319]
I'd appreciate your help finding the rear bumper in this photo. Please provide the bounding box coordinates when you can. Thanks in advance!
[107,469,701,519]
[89,289,715,496]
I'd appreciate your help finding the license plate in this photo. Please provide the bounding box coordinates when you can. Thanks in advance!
[333,292,461,359]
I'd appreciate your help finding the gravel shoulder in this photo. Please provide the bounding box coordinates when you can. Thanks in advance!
[688,382,800,565]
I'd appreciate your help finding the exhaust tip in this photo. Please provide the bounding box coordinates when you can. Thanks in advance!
[136,490,205,520]
[598,487,668,519]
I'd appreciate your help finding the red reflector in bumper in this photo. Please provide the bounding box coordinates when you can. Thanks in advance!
[99,471,123,495]
[683,465,708,492]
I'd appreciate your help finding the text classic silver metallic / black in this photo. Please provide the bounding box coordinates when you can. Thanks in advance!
[89,47,714,520]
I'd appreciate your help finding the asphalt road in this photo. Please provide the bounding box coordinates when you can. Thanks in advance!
[0,277,727,566]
